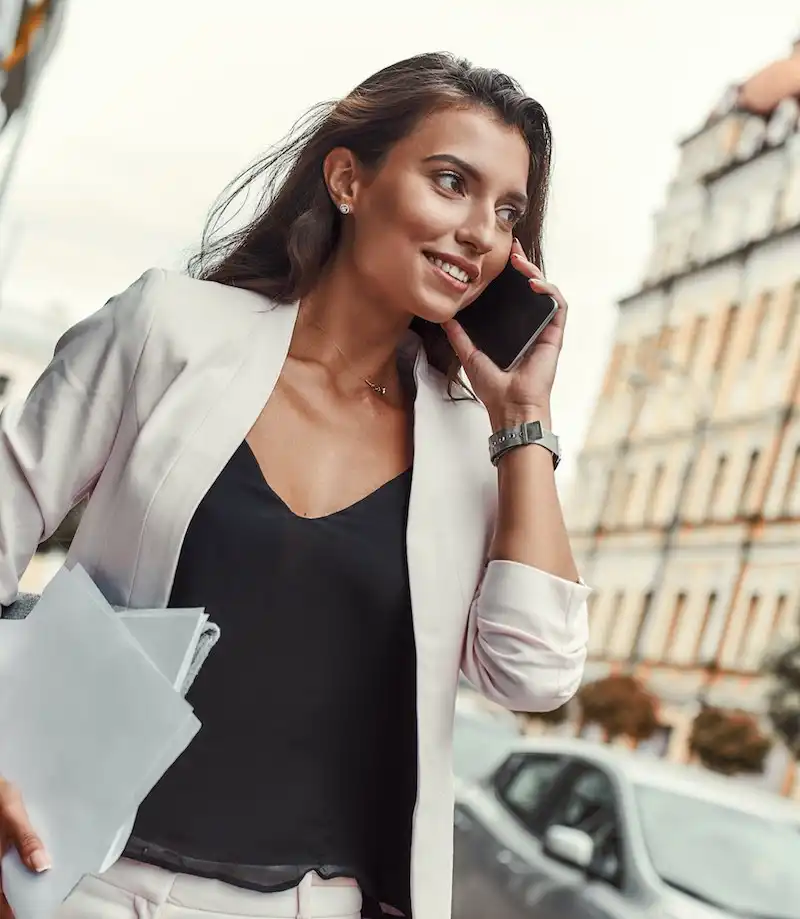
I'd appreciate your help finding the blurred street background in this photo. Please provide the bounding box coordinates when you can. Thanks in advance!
[7,2,800,917]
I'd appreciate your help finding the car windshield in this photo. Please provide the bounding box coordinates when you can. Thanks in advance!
[635,784,800,919]
[452,709,517,780]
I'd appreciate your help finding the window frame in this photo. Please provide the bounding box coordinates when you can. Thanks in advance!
[779,281,800,353]
[542,760,628,891]
[492,752,569,836]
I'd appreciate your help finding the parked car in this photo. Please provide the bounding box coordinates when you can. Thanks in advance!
[452,736,800,919]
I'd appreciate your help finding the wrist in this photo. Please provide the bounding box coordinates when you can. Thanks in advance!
[489,404,552,431]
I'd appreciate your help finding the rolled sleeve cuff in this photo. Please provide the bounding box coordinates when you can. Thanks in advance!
[479,559,591,634]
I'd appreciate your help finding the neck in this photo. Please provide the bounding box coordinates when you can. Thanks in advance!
[291,255,413,399]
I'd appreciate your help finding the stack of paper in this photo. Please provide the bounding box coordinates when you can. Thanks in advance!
[0,565,215,919]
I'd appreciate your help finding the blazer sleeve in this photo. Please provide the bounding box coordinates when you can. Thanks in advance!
[0,269,162,607]
[461,559,591,713]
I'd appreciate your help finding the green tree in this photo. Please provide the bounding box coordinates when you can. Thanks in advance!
[577,674,659,742]
[689,707,772,776]
[766,642,800,758]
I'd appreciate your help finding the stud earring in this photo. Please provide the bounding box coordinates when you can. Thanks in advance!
[338,203,351,215]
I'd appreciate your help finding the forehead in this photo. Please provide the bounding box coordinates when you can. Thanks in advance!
[385,106,530,190]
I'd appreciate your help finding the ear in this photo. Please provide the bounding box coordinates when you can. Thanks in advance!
[323,147,364,212]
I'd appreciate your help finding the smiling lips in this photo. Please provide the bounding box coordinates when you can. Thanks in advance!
[424,253,477,291]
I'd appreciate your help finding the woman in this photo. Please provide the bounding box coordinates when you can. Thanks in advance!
[0,52,589,919]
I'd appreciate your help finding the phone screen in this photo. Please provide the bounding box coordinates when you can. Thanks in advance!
[456,261,557,371]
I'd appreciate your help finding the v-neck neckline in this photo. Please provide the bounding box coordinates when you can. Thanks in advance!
[240,440,411,521]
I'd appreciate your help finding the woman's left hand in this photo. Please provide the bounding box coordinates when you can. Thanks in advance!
[442,238,567,428]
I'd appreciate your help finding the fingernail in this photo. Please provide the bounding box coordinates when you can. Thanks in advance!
[30,850,52,873]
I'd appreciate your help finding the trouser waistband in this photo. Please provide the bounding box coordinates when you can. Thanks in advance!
[94,858,362,919]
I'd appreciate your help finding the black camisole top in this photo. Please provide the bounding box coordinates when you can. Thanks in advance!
[123,440,417,917]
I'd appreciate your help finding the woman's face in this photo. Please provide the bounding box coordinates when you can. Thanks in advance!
[340,106,532,325]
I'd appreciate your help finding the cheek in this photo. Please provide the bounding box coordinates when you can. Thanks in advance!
[351,188,451,288]
[364,178,457,251]
[394,191,457,243]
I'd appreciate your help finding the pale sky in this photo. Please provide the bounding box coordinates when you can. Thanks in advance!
[1,0,799,480]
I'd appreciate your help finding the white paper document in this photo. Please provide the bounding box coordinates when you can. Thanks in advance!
[98,608,211,872]
[0,565,209,919]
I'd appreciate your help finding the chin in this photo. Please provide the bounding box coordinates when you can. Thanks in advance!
[407,290,470,326]
[410,306,458,326]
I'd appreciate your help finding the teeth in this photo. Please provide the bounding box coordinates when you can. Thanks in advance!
[427,255,470,284]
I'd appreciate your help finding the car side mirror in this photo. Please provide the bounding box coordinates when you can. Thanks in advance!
[544,825,594,870]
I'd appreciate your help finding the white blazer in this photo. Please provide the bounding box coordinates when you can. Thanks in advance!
[0,268,590,919]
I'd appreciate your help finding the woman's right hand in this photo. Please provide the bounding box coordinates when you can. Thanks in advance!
[0,778,51,919]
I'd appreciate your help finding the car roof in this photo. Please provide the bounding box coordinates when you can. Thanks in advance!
[507,735,800,822]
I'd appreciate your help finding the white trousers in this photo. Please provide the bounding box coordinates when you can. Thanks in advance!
[57,859,363,919]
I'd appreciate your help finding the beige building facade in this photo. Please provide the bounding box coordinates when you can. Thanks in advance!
[567,44,800,792]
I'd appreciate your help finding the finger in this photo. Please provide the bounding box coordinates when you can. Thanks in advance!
[510,237,540,270]
[441,319,503,382]
[529,278,567,326]
[510,249,545,281]
[0,787,50,874]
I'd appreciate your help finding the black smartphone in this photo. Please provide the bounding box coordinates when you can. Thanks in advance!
[456,261,558,371]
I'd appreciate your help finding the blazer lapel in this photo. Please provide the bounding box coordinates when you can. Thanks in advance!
[125,296,481,631]
[128,299,299,608]
[407,353,473,671]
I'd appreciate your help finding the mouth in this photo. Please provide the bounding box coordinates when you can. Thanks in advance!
[424,252,478,292]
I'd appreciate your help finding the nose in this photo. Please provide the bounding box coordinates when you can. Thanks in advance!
[454,203,494,256]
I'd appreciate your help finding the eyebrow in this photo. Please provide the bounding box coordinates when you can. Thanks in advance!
[422,153,529,210]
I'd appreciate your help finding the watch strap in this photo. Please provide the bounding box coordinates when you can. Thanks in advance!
[488,420,561,468]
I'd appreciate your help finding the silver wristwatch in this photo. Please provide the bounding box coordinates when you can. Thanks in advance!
[488,420,561,468]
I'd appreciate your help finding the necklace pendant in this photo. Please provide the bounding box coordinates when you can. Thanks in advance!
[368,381,387,396]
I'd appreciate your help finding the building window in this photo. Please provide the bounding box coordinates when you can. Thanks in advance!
[676,458,695,521]
[739,449,761,515]
[714,304,739,372]
[695,592,720,663]
[707,454,728,519]
[663,592,688,660]
[631,591,654,658]
[635,335,658,377]
[747,292,772,360]
[0,374,9,399]
[782,444,800,514]
[779,282,800,352]
[646,463,665,524]
[604,591,625,653]
[686,316,707,370]
[733,594,761,669]
[657,325,674,368]
[602,343,626,396]
[770,594,789,647]
[587,593,603,655]
[613,470,636,526]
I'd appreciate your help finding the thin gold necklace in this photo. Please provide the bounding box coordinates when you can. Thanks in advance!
[307,318,388,397]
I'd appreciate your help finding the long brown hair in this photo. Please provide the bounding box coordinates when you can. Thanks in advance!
[188,52,552,382]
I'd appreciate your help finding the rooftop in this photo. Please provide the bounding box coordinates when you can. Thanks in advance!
[737,39,800,116]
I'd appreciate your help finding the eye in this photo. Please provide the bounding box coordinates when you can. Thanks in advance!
[435,170,465,194]
[497,205,522,226]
